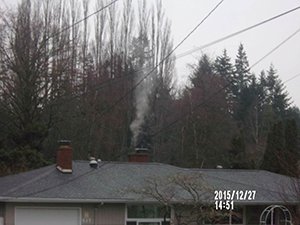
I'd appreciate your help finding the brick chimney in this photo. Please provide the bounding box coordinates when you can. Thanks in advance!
[56,140,73,173]
[128,148,150,163]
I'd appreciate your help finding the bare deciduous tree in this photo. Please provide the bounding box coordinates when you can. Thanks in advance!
[130,172,227,225]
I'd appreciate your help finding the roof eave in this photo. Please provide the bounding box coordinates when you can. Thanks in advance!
[0,197,159,204]
[0,197,298,205]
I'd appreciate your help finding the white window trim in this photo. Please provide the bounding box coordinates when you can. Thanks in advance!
[125,204,170,225]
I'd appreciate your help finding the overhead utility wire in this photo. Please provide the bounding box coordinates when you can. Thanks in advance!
[62,4,300,106]
[21,161,111,197]
[0,0,119,108]
[250,26,300,69]
[284,73,300,83]
[45,0,122,108]
[149,28,300,141]
[49,3,300,143]
[147,7,300,139]
[150,69,300,140]
[47,0,119,41]
[176,5,300,59]
[149,82,232,140]
[96,0,225,119]
[48,4,300,109]
[58,3,300,141]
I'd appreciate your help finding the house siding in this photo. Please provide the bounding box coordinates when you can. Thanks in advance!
[4,203,14,225]
[0,203,4,217]
[0,203,4,225]
[96,204,125,225]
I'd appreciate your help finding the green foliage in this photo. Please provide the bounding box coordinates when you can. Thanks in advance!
[261,119,299,176]
[265,65,291,119]
[261,121,285,173]
[214,49,234,79]
[0,0,298,175]
[229,134,247,169]
[0,146,49,176]
[190,54,214,88]
[234,43,251,94]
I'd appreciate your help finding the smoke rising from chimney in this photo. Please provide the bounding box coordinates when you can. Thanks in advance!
[130,70,152,147]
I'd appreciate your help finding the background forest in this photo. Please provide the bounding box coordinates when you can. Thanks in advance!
[0,0,299,176]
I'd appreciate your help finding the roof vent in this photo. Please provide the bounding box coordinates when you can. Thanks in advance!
[89,157,98,168]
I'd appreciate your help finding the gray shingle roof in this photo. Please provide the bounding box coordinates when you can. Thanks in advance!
[0,161,298,204]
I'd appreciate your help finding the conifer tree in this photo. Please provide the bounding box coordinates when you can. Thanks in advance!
[214,50,235,112]
[261,121,285,173]
[234,44,251,95]
[214,49,234,80]
[266,65,290,119]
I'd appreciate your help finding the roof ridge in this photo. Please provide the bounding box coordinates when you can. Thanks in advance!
[73,160,180,167]
[189,168,264,172]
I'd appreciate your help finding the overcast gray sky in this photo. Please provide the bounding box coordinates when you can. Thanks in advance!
[2,0,300,108]
[160,0,300,108]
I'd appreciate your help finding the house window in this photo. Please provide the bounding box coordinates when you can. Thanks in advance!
[126,205,170,225]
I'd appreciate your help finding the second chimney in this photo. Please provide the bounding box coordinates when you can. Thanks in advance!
[128,148,150,163]
[56,140,73,173]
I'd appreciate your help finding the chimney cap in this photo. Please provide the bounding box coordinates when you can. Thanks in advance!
[135,147,149,153]
[58,140,71,146]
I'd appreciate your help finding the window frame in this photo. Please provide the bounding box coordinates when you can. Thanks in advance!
[125,204,170,225]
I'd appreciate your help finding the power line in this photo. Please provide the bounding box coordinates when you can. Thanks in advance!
[148,6,300,138]
[39,3,300,113]
[66,3,300,107]
[47,0,119,42]
[149,81,232,140]
[176,5,300,59]
[22,161,111,197]
[149,23,300,141]
[284,73,300,83]
[96,0,225,119]
[0,0,120,108]
[250,26,300,69]
[149,69,300,140]
[64,3,300,142]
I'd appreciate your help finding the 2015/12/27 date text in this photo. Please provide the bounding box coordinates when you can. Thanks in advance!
[214,190,256,201]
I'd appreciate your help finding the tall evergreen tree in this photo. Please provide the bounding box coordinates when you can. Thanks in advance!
[265,65,290,119]
[234,43,251,95]
[214,49,234,80]
[214,49,234,112]
[261,121,285,173]
[177,54,235,168]
[190,54,214,88]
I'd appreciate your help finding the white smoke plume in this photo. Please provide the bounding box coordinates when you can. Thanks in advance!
[130,70,153,147]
